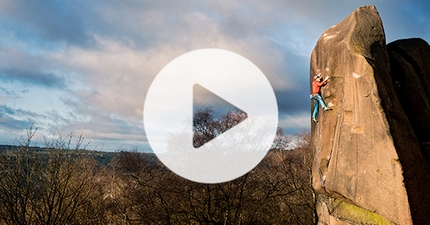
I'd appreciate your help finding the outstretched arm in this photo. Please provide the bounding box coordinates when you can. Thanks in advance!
[315,80,327,87]
[318,76,330,86]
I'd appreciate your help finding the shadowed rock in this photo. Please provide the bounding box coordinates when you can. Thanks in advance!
[310,5,430,225]
[387,38,430,166]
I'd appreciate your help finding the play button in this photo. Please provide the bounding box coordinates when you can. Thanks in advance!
[193,83,248,148]
[144,49,278,183]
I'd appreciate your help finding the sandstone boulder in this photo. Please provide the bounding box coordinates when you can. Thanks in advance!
[387,38,430,165]
[310,5,430,225]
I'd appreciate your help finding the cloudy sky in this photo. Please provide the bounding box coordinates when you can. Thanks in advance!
[0,0,429,152]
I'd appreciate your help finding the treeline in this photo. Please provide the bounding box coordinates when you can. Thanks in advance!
[0,124,315,224]
[0,145,116,167]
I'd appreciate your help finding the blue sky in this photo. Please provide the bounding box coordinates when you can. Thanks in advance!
[0,0,429,152]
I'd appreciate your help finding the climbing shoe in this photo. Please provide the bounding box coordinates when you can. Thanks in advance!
[323,107,332,111]
[312,118,318,123]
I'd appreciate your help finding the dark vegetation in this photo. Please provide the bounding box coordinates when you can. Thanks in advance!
[0,110,315,224]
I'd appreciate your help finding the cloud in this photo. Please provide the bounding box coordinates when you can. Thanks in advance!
[0,47,67,88]
[0,0,429,150]
[0,105,39,140]
[0,69,66,88]
[278,111,310,135]
[0,0,95,48]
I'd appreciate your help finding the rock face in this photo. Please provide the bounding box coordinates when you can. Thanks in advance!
[310,5,430,225]
[387,39,430,166]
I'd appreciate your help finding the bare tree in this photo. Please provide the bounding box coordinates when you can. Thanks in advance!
[0,115,315,224]
[113,109,315,224]
[193,108,247,148]
[0,126,107,224]
[0,126,39,225]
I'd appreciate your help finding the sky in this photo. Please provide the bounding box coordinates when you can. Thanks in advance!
[0,0,429,152]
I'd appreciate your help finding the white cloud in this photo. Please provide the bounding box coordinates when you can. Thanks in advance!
[278,112,310,134]
[1,0,429,150]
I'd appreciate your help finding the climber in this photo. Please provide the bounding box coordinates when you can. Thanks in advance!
[311,73,332,123]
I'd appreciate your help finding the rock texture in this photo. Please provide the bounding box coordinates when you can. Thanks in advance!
[310,5,430,225]
[387,39,430,166]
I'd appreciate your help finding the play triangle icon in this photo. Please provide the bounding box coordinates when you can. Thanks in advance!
[193,83,248,148]
[144,49,279,183]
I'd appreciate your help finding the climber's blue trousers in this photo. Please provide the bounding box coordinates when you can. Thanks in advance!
[311,94,327,119]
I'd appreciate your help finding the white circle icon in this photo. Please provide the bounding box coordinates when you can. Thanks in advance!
[144,49,278,183]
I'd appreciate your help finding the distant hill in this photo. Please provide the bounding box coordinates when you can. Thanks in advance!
[0,145,156,167]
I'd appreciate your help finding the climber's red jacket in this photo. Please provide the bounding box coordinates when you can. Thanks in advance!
[312,80,326,96]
